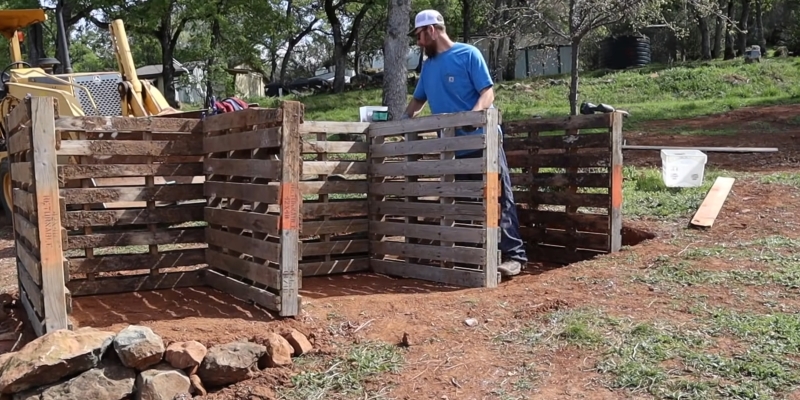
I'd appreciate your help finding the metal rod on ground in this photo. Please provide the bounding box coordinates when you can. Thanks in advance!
[622,145,779,153]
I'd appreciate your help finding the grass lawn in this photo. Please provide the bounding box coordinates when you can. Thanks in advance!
[241,57,800,129]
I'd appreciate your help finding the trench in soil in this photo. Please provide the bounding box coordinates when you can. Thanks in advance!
[64,224,656,331]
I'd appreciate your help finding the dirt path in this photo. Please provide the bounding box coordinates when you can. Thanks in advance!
[624,104,800,171]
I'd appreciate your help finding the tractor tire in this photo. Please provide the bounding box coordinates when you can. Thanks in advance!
[0,157,11,218]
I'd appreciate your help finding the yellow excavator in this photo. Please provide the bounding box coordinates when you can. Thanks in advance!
[0,8,180,216]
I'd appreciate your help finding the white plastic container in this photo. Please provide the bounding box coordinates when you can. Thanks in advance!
[359,106,389,122]
[660,149,708,187]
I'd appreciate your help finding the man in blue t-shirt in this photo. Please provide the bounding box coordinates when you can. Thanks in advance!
[401,9,528,277]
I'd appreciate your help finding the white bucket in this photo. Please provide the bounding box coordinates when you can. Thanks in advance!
[359,106,388,122]
[660,149,708,187]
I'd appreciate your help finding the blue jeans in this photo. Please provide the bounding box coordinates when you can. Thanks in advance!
[455,147,528,264]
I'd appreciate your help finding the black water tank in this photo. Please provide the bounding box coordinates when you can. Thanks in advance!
[600,35,651,69]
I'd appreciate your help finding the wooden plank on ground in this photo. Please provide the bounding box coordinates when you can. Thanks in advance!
[203,269,282,311]
[690,177,735,229]
[67,270,204,296]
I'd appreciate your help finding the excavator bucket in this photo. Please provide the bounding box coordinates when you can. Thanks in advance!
[0,9,47,40]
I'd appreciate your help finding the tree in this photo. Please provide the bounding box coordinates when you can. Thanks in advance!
[324,0,376,93]
[514,0,667,114]
[382,0,411,120]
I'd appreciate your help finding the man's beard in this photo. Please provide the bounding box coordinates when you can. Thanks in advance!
[424,45,438,58]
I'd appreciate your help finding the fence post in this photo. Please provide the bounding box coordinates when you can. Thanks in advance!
[279,101,303,316]
[609,112,624,252]
[484,109,500,287]
[30,96,69,332]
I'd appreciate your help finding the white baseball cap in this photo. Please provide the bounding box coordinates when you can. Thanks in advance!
[410,10,444,35]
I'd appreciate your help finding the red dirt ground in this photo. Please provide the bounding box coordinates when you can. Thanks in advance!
[624,104,800,171]
[0,104,799,399]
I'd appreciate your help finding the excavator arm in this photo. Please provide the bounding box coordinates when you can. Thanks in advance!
[109,19,178,117]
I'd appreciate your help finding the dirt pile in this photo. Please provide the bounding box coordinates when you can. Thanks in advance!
[0,324,315,399]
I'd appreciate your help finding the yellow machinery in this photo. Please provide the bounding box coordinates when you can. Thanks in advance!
[0,8,180,216]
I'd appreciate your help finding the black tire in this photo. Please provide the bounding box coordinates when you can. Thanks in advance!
[0,157,11,218]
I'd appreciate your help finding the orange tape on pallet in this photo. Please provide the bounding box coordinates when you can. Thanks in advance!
[611,164,623,209]
[485,172,500,228]
[280,182,300,230]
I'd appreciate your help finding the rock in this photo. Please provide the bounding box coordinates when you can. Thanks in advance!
[0,328,115,394]
[135,364,191,400]
[0,294,13,307]
[197,342,265,387]
[188,375,206,396]
[248,387,275,400]
[282,330,312,356]
[256,333,293,368]
[400,332,411,347]
[164,341,206,370]
[464,318,478,327]
[12,359,135,400]
[113,326,164,370]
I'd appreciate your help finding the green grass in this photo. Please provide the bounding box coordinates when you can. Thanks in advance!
[277,341,405,400]
[621,166,742,219]
[243,57,800,127]
[500,307,800,399]
[634,235,800,290]
[622,168,800,220]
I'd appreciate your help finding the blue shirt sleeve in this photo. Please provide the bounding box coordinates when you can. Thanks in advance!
[412,70,426,102]
[467,46,493,93]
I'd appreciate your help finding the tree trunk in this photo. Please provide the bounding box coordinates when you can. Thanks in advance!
[159,29,177,107]
[383,0,411,120]
[698,15,712,59]
[333,44,346,93]
[324,0,373,93]
[755,0,766,54]
[269,46,278,82]
[279,19,319,84]
[569,39,580,115]
[461,0,471,42]
[204,13,223,108]
[724,0,736,59]
[712,0,724,58]
[505,34,516,80]
[737,0,751,55]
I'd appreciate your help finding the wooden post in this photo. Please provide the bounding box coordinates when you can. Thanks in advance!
[29,97,69,332]
[609,112,624,252]
[279,101,302,316]
[484,109,500,287]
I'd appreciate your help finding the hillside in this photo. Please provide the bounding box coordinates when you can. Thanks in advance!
[249,57,800,126]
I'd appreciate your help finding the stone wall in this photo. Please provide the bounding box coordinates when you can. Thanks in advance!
[0,324,313,399]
